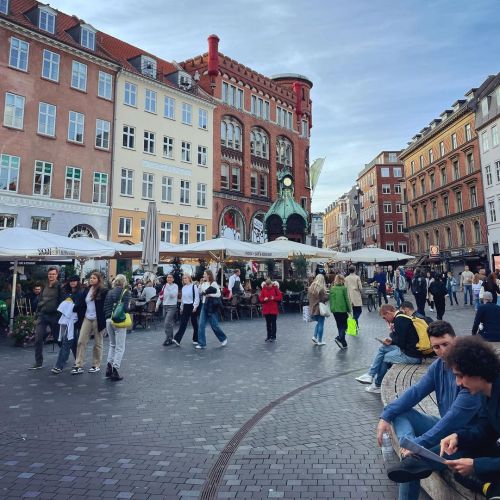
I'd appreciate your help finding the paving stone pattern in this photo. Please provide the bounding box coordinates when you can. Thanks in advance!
[0,302,475,499]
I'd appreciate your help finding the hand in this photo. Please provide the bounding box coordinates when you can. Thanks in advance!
[440,433,458,456]
[193,307,197,313]
[155,306,159,312]
[383,338,392,345]
[399,447,413,459]
[264,298,268,301]
[376,419,392,446]
[445,458,474,476]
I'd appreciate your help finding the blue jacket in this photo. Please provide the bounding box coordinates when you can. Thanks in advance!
[472,303,500,341]
[370,272,386,290]
[381,358,483,448]
[457,375,500,480]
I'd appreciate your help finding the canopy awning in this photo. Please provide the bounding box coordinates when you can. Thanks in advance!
[259,238,337,259]
[336,247,414,264]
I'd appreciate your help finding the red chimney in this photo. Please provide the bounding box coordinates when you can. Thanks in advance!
[207,34,219,78]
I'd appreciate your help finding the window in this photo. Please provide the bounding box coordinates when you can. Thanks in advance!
[486,165,492,186]
[276,106,293,129]
[221,118,242,150]
[428,148,434,163]
[432,200,438,218]
[452,160,459,180]
[141,55,156,78]
[164,96,175,119]
[163,136,174,158]
[0,214,16,229]
[394,183,401,194]
[4,93,25,129]
[466,152,474,174]
[180,180,190,204]
[93,119,110,150]
[98,72,113,100]
[197,146,207,166]
[143,131,155,154]
[446,227,452,248]
[381,167,390,177]
[434,229,440,245]
[0,154,20,192]
[221,164,229,189]
[410,161,415,175]
[68,111,84,143]
[383,202,392,213]
[124,82,137,107]
[181,141,191,162]
[41,49,59,81]
[398,242,408,253]
[441,167,447,185]
[38,102,56,136]
[33,160,52,196]
[420,177,426,195]
[458,224,465,246]
[259,174,268,197]
[411,183,416,199]
[439,141,445,157]
[451,133,458,150]
[122,125,135,149]
[145,89,157,113]
[474,221,481,244]
[31,216,49,231]
[179,223,189,244]
[251,172,257,195]
[182,103,192,125]
[489,200,497,222]
[469,186,478,208]
[481,98,489,117]
[383,185,391,196]
[395,203,402,213]
[140,219,145,242]
[160,221,172,243]
[199,109,208,129]
[443,195,449,216]
[429,172,435,190]
[65,166,81,200]
[393,167,402,177]
[231,166,240,191]
[92,172,108,204]
[422,204,428,222]
[384,222,393,233]
[118,217,132,236]
[419,155,424,170]
[0,0,8,14]
[9,37,29,71]
[496,161,500,182]
[120,168,133,196]
[465,123,472,141]
[424,232,430,249]
[397,221,404,233]
[492,125,499,148]
[71,61,87,91]
[385,242,395,251]
[482,131,489,152]
[80,26,95,50]
[197,183,207,207]
[456,191,463,212]
[301,119,308,137]
[142,172,154,199]
[251,129,269,158]
[196,225,206,242]
[251,95,270,120]
[276,137,293,166]
[161,176,172,202]
[222,82,243,110]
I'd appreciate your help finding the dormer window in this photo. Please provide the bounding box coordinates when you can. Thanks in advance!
[39,6,56,34]
[0,0,9,15]
[178,73,192,90]
[141,56,157,78]
[80,25,96,50]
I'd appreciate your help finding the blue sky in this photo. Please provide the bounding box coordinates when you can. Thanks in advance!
[50,0,500,212]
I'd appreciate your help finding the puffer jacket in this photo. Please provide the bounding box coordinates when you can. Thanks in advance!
[103,286,130,320]
[259,285,282,315]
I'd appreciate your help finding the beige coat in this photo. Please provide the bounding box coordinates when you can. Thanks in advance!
[307,288,328,316]
[345,273,363,307]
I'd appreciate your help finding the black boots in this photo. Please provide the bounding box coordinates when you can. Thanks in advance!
[105,362,112,378]
[110,366,123,381]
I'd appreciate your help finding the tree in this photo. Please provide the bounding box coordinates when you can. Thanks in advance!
[291,254,308,279]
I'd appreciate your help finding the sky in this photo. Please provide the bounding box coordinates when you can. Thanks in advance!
[48,0,500,213]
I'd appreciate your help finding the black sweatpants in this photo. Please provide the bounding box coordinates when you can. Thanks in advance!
[264,314,277,339]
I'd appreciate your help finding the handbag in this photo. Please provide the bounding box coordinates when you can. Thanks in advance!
[111,287,128,323]
[302,305,311,322]
[112,312,132,329]
[346,314,357,336]
[318,302,331,317]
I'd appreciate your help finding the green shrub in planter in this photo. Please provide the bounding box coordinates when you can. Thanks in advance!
[11,315,36,346]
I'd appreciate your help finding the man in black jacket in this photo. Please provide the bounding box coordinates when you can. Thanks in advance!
[472,292,500,342]
[411,269,428,316]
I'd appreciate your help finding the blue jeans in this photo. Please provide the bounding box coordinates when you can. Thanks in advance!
[463,284,473,305]
[54,327,79,370]
[392,409,439,500]
[474,294,480,311]
[369,344,421,387]
[312,315,325,342]
[394,289,405,308]
[197,305,226,347]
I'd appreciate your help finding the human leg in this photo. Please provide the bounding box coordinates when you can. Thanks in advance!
[416,295,426,316]
[112,327,126,368]
[264,314,272,339]
[369,344,398,379]
[334,312,348,343]
[174,304,192,343]
[447,288,453,305]
[163,305,177,342]
[92,327,103,368]
[374,347,421,386]
[435,298,445,320]
[270,314,277,339]
[315,315,325,342]
[106,319,116,365]
[75,318,92,368]
[197,305,207,347]
[34,318,48,366]
[352,306,362,328]
[54,326,73,370]
[208,313,227,342]
[190,310,198,343]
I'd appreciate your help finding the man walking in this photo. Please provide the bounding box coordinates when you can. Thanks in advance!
[29,267,64,369]
[371,266,388,307]
[460,265,474,306]
[411,269,427,316]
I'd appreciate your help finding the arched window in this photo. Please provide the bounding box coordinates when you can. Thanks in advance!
[68,224,97,238]
[220,116,242,151]
[446,227,452,248]
[474,220,481,244]
[415,234,420,253]
[424,231,430,250]
[276,136,293,166]
[458,223,466,246]
[250,128,269,159]
[434,229,440,246]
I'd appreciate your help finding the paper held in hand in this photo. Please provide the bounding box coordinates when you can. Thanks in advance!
[400,437,446,464]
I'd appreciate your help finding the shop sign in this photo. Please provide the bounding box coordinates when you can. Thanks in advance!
[429,245,440,258]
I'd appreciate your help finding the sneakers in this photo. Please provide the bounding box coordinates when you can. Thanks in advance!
[172,339,181,347]
[311,337,318,345]
[192,341,199,346]
[71,367,84,375]
[110,367,123,382]
[485,482,500,500]
[221,339,228,347]
[195,345,206,349]
[355,373,373,384]
[387,456,434,482]
[29,363,43,370]
[51,367,62,374]
[334,337,347,350]
[318,341,326,346]
[88,366,100,373]
[105,362,112,378]
[365,382,381,393]
[163,339,173,346]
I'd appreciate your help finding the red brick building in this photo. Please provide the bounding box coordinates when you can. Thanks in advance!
[181,36,312,242]
[357,151,409,253]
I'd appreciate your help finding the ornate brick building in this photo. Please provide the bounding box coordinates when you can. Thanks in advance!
[181,35,312,242]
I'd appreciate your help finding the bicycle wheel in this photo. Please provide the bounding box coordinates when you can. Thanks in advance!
[373,295,378,311]
[367,295,373,312]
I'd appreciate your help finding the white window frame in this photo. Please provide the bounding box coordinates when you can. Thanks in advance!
[179,223,189,244]
[250,172,258,196]
[383,202,392,213]
[33,160,52,197]
[41,49,60,82]
[98,71,113,100]
[68,111,84,143]
[142,172,154,199]
[9,37,29,71]
[95,119,110,149]
[231,166,241,191]
[64,166,81,201]
[489,200,497,223]
[485,165,492,186]
[0,153,20,193]
[395,203,402,213]
[160,221,172,243]
[145,89,157,113]
[382,184,390,194]
[380,167,390,177]
[181,141,191,162]
[451,133,458,150]
[385,242,395,251]
[197,145,207,166]
[397,221,404,233]
[197,182,207,207]
[221,165,229,189]
[118,217,132,236]
[482,131,489,152]
[143,130,155,154]
[163,136,174,159]
[31,216,49,231]
[39,8,55,33]
[384,222,393,233]
[259,173,268,197]
[465,123,472,141]
[399,242,408,253]
[80,26,96,50]
[92,172,108,205]
[196,224,206,242]
[394,183,402,194]
[120,168,133,196]
[71,60,87,91]
[124,82,137,107]
[198,108,208,130]
[180,179,190,204]
[37,102,56,137]
[492,125,499,148]
[393,167,402,178]
[161,176,173,202]
[0,0,9,14]
[122,125,135,149]
[182,103,192,125]
[164,96,175,119]
[4,92,25,129]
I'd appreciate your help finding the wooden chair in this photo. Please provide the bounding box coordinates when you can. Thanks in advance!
[240,294,261,319]
[134,299,157,329]
[223,295,240,321]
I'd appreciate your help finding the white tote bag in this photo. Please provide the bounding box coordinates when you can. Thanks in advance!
[319,302,331,317]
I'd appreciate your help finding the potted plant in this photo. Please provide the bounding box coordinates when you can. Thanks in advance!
[10,315,36,347]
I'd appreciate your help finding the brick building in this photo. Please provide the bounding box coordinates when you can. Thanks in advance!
[181,36,312,242]
[0,0,119,238]
[400,82,491,273]
[357,152,408,253]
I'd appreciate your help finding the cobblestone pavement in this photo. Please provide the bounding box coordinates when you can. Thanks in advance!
[0,300,476,499]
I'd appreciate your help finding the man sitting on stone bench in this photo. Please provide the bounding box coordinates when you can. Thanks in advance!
[378,321,483,500]
[356,304,424,394]
[388,336,500,500]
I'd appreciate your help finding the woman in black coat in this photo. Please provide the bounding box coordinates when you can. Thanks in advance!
[429,275,448,320]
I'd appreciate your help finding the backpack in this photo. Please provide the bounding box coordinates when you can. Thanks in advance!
[397,313,434,356]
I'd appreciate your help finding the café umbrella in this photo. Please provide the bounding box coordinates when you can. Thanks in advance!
[141,201,160,282]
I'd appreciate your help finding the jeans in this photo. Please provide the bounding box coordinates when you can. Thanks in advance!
[474,294,480,311]
[174,304,198,344]
[312,315,325,342]
[352,306,362,327]
[463,284,473,305]
[447,288,458,305]
[54,326,80,370]
[34,316,60,366]
[378,285,388,306]
[162,305,177,341]
[197,305,227,347]
[369,344,421,387]
[75,318,103,368]
[106,319,126,369]
[394,289,405,308]
[333,312,348,342]
[414,294,426,316]
[264,314,277,339]
[392,409,440,500]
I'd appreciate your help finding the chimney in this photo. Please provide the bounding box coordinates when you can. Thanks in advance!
[207,34,219,78]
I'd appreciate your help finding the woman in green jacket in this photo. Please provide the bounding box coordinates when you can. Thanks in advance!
[329,274,352,349]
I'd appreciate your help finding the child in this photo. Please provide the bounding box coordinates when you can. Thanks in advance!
[259,279,283,342]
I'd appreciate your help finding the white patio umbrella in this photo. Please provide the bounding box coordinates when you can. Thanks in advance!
[141,201,160,282]
[337,247,414,264]
[258,237,337,259]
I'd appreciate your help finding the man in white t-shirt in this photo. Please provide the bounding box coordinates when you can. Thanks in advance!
[460,265,474,306]
[228,269,244,298]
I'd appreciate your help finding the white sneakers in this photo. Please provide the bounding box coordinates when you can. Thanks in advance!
[365,382,381,394]
[317,341,326,346]
[355,373,373,384]
[311,337,318,344]
[221,339,228,347]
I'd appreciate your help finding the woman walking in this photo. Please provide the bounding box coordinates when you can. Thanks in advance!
[155,273,178,346]
[329,274,352,350]
[196,270,227,349]
[482,272,500,304]
[173,274,200,346]
[103,275,131,381]
[428,274,447,320]
[70,272,108,374]
[259,278,283,342]
[472,274,483,310]
[392,268,406,308]
[425,271,435,312]
[446,271,459,306]
[307,274,329,345]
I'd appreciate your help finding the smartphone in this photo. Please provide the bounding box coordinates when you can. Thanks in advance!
[376,337,390,344]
